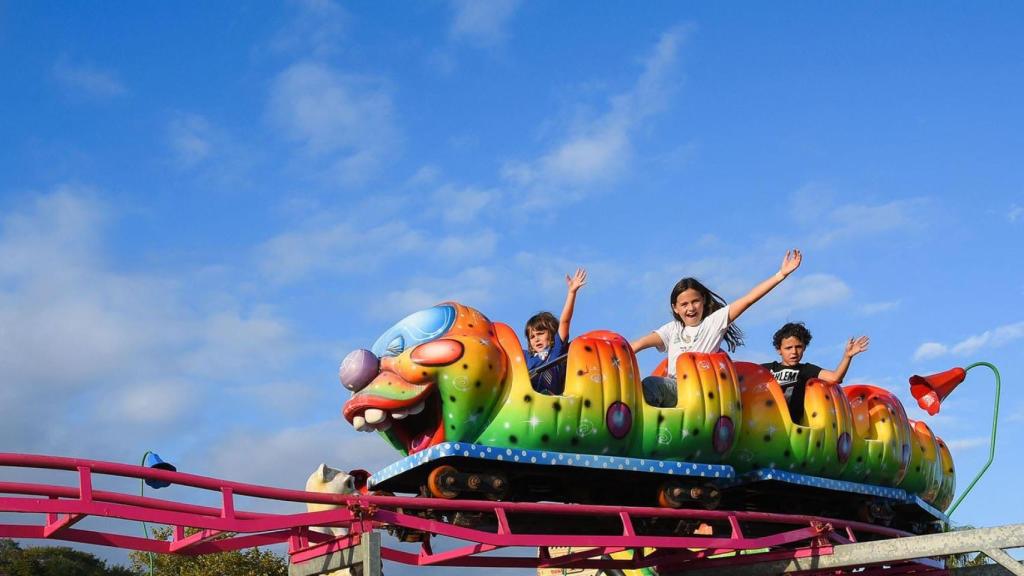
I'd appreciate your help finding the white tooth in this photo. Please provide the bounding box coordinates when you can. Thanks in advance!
[391,411,408,420]
[353,416,368,431]
[406,401,425,415]
[365,408,386,424]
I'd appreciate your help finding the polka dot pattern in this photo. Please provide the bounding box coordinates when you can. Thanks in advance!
[369,442,735,488]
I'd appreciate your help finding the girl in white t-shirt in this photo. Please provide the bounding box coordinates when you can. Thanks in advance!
[630,250,802,407]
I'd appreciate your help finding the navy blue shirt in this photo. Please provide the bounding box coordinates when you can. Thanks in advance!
[525,333,568,395]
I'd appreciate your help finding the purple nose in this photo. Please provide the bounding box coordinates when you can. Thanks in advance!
[339,349,380,392]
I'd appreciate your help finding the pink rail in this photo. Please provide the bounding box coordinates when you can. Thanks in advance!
[0,452,926,572]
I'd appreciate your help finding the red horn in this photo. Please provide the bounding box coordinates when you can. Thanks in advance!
[909,367,966,415]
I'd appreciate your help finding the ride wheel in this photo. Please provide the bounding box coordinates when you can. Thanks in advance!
[657,480,685,508]
[857,499,895,526]
[657,481,722,510]
[427,465,460,499]
[473,471,508,500]
[697,483,722,510]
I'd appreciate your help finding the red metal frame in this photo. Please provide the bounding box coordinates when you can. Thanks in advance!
[0,452,942,573]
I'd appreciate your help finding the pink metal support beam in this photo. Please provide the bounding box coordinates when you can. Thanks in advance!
[1,451,951,573]
[169,528,225,552]
[42,513,85,537]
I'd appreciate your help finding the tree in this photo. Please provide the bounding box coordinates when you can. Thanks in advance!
[127,527,287,576]
[0,538,137,575]
[943,524,991,569]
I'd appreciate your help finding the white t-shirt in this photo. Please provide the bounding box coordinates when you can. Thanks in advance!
[653,305,731,376]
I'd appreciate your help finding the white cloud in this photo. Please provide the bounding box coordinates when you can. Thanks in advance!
[0,190,170,390]
[268,61,398,183]
[913,321,1024,361]
[761,273,852,318]
[52,57,126,98]
[99,381,198,424]
[367,266,498,319]
[168,113,214,168]
[433,230,498,261]
[913,342,948,361]
[432,184,501,223]
[448,0,522,47]
[946,437,990,452]
[200,421,397,494]
[824,199,926,245]
[828,200,920,236]
[790,190,929,246]
[229,381,322,418]
[0,189,303,457]
[258,219,422,284]
[859,300,901,315]
[272,0,348,58]
[408,165,442,187]
[789,183,835,224]
[182,308,294,378]
[1009,204,1023,223]
[503,26,687,208]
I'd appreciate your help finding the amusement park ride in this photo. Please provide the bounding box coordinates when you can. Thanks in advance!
[2,302,1021,575]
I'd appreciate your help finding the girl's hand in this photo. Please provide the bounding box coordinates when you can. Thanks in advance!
[845,336,870,358]
[779,249,802,277]
[566,268,588,293]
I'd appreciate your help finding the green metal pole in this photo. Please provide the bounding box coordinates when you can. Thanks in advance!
[946,362,1001,518]
[140,451,155,576]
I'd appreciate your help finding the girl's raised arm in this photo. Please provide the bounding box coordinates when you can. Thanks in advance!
[728,249,802,323]
[558,268,588,341]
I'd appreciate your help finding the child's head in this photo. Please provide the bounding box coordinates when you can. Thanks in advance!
[772,322,813,366]
[524,312,558,354]
[668,277,744,352]
[670,278,717,327]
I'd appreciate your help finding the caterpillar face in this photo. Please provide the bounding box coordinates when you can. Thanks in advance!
[341,303,507,455]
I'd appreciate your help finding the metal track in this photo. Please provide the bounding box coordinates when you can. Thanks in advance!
[1,452,1019,575]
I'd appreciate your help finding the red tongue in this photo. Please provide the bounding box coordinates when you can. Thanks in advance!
[409,433,433,454]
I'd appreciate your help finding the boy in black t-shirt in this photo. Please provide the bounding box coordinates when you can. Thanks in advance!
[761,322,869,422]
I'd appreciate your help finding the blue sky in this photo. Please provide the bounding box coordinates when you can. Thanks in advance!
[2,1,1022,570]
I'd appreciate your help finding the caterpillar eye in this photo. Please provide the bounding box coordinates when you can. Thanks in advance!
[410,339,464,366]
[385,335,405,357]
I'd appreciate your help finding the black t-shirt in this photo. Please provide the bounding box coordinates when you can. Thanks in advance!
[760,361,823,421]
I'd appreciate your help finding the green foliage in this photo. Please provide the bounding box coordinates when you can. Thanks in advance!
[127,527,287,576]
[0,538,138,575]
[942,524,991,569]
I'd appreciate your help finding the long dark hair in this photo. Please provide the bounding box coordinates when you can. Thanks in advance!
[669,277,744,352]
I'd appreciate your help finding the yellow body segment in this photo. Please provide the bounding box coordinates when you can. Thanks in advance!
[638,352,741,462]
[562,331,640,455]
[730,363,793,472]
[900,420,944,504]
[791,378,855,477]
[934,438,956,510]
[840,385,911,485]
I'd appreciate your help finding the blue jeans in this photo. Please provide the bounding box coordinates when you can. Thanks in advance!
[642,375,677,408]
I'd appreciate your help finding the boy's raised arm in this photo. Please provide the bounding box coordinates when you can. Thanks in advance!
[728,249,802,323]
[558,268,587,341]
[819,335,870,383]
